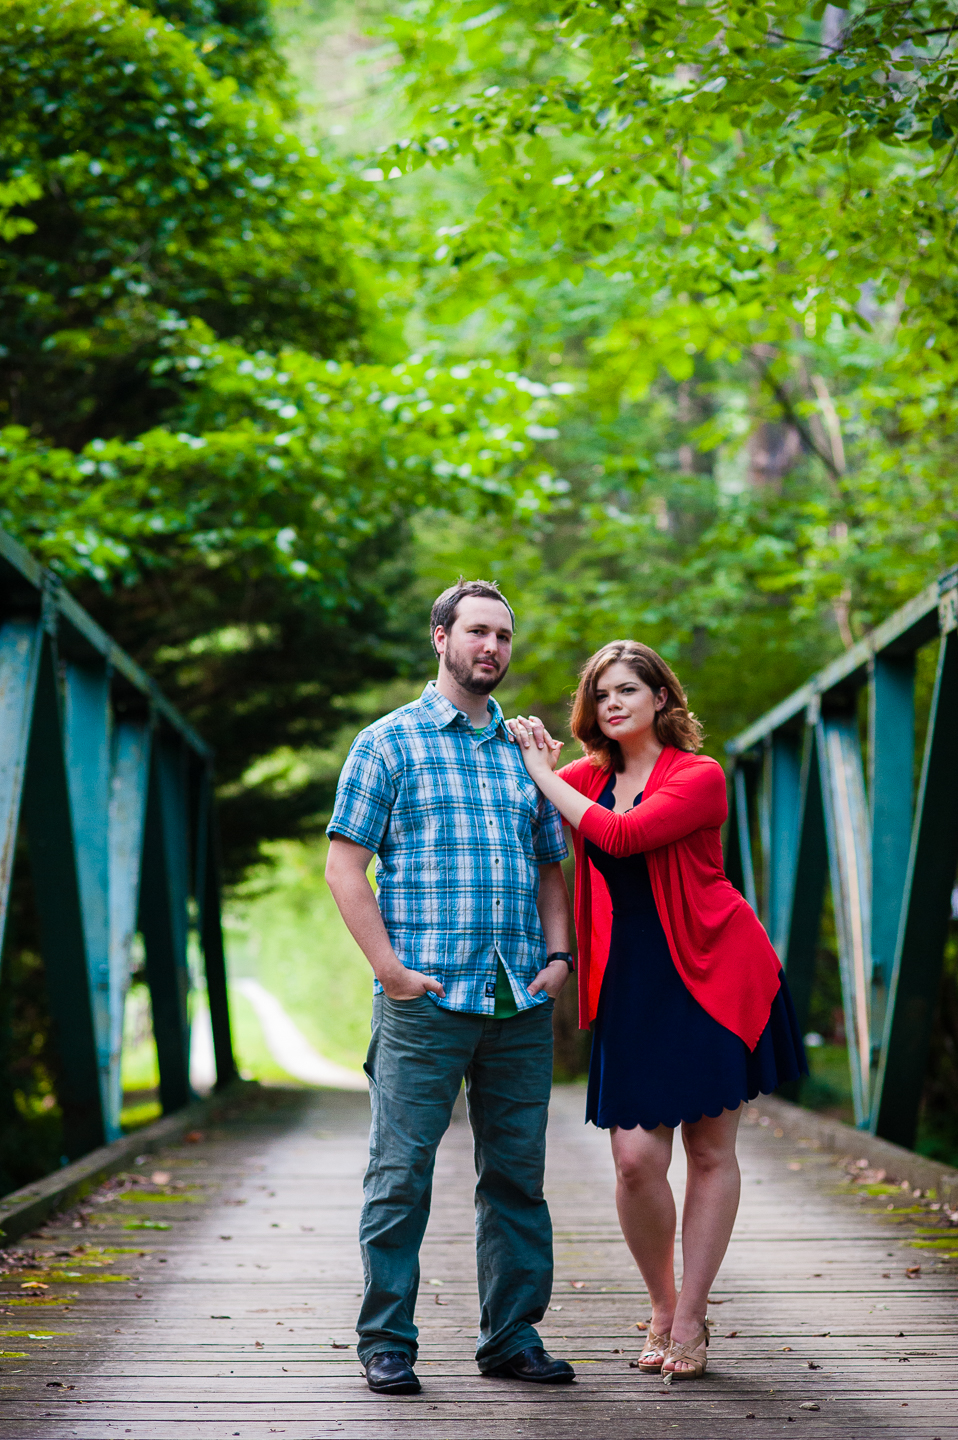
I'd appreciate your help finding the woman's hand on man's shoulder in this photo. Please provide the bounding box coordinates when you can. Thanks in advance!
[505,714,563,771]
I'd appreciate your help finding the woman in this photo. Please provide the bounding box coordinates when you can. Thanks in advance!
[511,641,806,1382]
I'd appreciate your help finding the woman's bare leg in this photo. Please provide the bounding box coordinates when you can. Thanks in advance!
[610,1123,677,1339]
[664,1104,742,1374]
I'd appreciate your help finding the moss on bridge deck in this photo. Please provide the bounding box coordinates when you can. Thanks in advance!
[0,1084,956,1438]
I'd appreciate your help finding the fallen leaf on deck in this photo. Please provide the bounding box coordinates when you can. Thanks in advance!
[745,1413,755,1419]
[725,1331,738,1338]
[21,1282,48,1291]
[905,1264,921,1277]
[800,1403,820,1411]
[570,1281,585,1289]
[254,1341,264,1349]
[787,1163,802,1171]
[635,1321,648,1330]
[780,1345,792,1351]
[807,1361,821,1370]
[150,1172,171,1185]
[434,1295,448,1306]
[330,1341,349,1349]
[184,1131,204,1143]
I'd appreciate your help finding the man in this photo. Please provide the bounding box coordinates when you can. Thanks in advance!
[325,579,575,1395]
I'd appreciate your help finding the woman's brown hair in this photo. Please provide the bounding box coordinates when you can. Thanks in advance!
[570,640,704,769]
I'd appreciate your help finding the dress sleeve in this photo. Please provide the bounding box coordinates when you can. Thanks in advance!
[576,761,727,857]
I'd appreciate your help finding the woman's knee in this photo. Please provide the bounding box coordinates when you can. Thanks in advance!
[682,1128,738,1177]
[613,1137,671,1191]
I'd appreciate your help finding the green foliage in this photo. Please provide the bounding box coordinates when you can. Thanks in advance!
[372,0,958,651]
[0,0,565,872]
[226,836,376,1070]
[0,0,374,447]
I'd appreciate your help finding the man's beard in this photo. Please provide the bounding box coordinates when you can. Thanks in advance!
[443,642,509,695]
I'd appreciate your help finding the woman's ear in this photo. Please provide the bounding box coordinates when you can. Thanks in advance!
[655,687,668,711]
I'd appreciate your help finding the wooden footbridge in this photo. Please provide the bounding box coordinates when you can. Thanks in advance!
[0,535,957,1436]
[1,1085,956,1439]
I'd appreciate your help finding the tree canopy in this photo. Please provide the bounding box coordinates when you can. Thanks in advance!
[335,0,958,747]
[0,0,562,872]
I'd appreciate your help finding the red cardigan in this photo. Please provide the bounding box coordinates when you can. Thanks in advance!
[560,746,782,1050]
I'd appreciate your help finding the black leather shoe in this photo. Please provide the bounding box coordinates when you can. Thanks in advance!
[484,1346,575,1383]
[363,1351,421,1394]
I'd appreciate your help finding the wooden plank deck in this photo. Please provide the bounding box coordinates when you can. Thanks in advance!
[1,1083,956,1439]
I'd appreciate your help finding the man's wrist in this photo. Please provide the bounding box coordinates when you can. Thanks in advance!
[545,951,575,973]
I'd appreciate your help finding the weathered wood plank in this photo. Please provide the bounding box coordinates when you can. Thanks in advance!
[0,1084,955,1439]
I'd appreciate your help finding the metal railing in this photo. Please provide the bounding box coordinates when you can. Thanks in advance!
[0,528,234,1164]
[726,566,958,1148]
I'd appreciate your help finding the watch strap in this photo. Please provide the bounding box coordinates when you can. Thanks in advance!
[546,950,575,973]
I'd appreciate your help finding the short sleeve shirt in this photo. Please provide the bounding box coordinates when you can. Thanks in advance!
[326,682,568,1014]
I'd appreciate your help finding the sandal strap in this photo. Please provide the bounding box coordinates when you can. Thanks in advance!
[668,1333,707,1363]
[664,1320,710,1366]
[640,1327,670,1354]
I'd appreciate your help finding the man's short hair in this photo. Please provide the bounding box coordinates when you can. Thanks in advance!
[429,579,516,656]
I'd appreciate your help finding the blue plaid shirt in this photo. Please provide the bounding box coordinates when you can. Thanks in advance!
[326,682,568,1015]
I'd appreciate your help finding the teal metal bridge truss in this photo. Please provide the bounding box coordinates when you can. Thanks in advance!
[0,529,235,1162]
[727,566,958,1149]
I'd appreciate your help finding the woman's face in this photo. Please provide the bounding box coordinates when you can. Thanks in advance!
[594,661,667,746]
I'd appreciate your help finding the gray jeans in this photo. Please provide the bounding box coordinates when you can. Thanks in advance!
[357,992,555,1370]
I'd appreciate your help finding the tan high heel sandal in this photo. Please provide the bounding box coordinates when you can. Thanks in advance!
[661,1317,710,1383]
[636,1325,671,1374]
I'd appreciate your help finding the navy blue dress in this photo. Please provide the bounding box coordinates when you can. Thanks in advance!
[585,775,807,1131]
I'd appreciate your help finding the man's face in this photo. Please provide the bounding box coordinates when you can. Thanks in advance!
[435,597,514,695]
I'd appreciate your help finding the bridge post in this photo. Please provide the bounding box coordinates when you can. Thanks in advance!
[63,660,116,1138]
[193,766,236,1089]
[0,619,42,955]
[817,708,872,1126]
[760,730,803,957]
[873,613,958,1146]
[107,718,152,1133]
[867,653,915,1106]
[726,760,759,912]
[139,734,192,1115]
[780,717,829,1040]
[22,633,106,1159]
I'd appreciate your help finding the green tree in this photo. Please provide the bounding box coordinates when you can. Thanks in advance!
[0,0,560,873]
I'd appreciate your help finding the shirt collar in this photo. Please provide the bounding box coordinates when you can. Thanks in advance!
[419,681,506,736]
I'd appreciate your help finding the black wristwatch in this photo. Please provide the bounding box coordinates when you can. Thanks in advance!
[546,951,575,973]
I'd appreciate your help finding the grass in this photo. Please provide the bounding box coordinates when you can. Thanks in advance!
[224,836,373,1071]
[796,1043,855,1123]
[120,1099,162,1131]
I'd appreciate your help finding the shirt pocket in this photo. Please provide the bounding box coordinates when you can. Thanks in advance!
[506,773,543,841]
